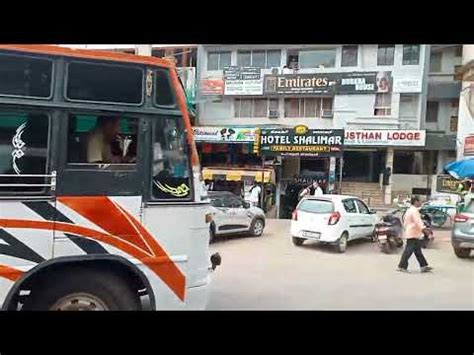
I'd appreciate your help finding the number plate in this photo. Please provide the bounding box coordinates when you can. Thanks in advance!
[377,234,387,240]
[303,231,320,239]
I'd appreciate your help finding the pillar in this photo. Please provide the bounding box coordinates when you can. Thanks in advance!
[384,148,394,205]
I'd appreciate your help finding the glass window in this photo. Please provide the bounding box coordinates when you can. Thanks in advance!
[152,116,191,200]
[299,49,336,68]
[237,51,251,67]
[234,99,241,117]
[207,52,219,71]
[239,99,252,117]
[211,197,224,208]
[266,50,281,68]
[284,98,301,117]
[269,99,279,110]
[0,111,50,194]
[402,45,420,65]
[252,51,266,68]
[426,101,439,122]
[322,97,333,111]
[374,93,392,116]
[154,69,175,106]
[377,45,395,66]
[304,98,317,117]
[342,199,357,213]
[298,199,334,214]
[429,52,442,72]
[253,99,268,117]
[341,45,358,67]
[0,54,53,98]
[67,114,138,167]
[355,199,370,214]
[220,52,231,69]
[66,62,143,104]
[224,195,243,208]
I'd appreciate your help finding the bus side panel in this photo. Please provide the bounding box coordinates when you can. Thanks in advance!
[142,203,211,310]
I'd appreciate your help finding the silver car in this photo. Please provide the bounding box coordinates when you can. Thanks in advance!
[208,191,265,242]
[452,203,474,258]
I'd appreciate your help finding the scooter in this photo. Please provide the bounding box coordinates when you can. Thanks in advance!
[420,212,434,248]
[375,212,404,254]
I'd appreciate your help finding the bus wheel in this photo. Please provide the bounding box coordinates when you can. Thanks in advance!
[26,269,140,311]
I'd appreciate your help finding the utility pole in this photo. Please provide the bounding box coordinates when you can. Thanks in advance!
[135,45,152,56]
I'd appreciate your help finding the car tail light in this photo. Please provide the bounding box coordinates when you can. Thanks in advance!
[328,211,341,225]
[292,210,298,221]
[454,214,469,223]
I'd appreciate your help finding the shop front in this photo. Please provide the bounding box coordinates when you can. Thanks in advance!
[257,125,344,218]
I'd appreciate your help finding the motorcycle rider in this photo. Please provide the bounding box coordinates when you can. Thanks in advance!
[397,195,433,273]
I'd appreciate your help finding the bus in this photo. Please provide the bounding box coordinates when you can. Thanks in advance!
[0,45,219,310]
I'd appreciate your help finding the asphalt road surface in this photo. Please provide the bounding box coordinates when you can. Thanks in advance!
[208,219,474,310]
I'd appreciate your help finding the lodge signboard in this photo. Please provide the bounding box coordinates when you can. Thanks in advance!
[259,125,344,158]
[344,130,426,147]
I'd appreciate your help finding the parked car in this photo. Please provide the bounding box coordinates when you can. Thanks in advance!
[451,202,474,258]
[290,195,378,253]
[208,191,266,242]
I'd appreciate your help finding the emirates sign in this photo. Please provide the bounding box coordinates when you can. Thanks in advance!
[344,130,426,147]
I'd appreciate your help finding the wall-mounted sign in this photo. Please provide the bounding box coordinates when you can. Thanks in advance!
[224,66,263,95]
[436,175,465,194]
[199,75,224,96]
[259,127,344,158]
[464,135,474,156]
[263,71,392,95]
[344,130,426,147]
[393,77,423,93]
[193,126,256,143]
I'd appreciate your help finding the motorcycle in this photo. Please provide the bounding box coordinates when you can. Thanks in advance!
[420,212,434,248]
[375,212,404,254]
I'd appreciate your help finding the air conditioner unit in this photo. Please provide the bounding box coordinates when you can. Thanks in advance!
[322,109,333,118]
[269,109,280,118]
[270,67,281,75]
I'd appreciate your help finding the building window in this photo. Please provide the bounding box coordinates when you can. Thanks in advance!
[234,98,274,118]
[284,97,333,118]
[207,51,231,70]
[288,48,336,69]
[426,101,439,123]
[399,94,418,118]
[341,45,358,67]
[429,52,442,72]
[236,50,281,69]
[402,45,420,65]
[374,93,392,116]
[455,46,463,57]
[377,45,395,66]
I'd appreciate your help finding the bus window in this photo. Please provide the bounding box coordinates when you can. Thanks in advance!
[154,69,175,107]
[0,110,50,194]
[67,114,138,168]
[66,61,143,105]
[151,116,192,200]
[0,53,52,98]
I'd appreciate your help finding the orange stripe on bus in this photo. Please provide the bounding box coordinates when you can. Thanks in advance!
[0,264,23,282]
[0,218,186,301]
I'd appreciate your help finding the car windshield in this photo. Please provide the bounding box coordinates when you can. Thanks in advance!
[298,199,334,214]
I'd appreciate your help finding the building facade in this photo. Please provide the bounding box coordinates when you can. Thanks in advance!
[456,45,474,160]
[195,44,433,206]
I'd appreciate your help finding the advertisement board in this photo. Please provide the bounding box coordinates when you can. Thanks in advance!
[193,126,256,143]
[223,66,263,95]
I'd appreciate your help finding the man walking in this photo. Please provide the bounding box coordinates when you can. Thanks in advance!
[397,195,433,273]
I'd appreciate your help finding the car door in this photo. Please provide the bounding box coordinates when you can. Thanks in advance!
[210,197,234,234]
[224,195,250,232]
[341,198,360,239]
[354,199,376,237]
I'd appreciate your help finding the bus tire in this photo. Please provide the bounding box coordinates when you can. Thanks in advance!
[25,268,140,311]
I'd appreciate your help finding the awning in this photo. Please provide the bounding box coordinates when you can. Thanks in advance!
[202,167,275,184]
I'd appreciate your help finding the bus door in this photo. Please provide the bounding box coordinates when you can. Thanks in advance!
[0,109,56,294]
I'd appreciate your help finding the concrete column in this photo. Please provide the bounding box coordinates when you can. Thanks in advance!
[384,148,394,205]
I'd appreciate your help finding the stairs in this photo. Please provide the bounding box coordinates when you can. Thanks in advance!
[340,182,385,206]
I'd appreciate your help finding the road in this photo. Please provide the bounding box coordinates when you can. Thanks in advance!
[208,219,474,310]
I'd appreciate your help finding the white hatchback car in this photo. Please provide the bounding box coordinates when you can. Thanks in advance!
[290,195,378,253]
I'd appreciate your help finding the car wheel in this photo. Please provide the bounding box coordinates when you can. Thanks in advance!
[453,247,471,259]
[335,233,348,253]
[251,218,264,237]
[292,237,305,246]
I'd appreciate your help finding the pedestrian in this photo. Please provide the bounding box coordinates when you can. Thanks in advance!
[249,181,261,207]
[397,195,433,273]
[299,181,323,199]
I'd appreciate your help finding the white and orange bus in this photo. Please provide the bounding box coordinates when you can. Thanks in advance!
[0,45,219,310]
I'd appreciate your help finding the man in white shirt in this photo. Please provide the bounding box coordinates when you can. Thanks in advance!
[299,181,323,199]
[249,182,262,207]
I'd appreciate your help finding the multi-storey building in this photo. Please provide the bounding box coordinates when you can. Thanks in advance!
[195,44,435,206]
[456,45,474,159]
